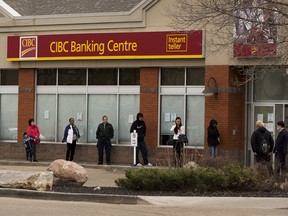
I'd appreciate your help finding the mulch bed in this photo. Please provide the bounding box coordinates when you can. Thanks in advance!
[52,185,288,197]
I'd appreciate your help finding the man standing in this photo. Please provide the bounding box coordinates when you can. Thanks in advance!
[274,121,288,177]
[96,116,114,165]
[251,120,274,174]
[130,113,152,166]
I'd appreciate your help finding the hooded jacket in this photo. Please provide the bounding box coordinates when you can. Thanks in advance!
[130,113,146,141]
[207,120,220,147]
[251,127,274,154]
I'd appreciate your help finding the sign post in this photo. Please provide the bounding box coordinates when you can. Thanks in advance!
[131,130,138,165]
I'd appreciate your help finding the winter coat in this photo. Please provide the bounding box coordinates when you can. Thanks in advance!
[130,113,146,141]
[274,128,288,155]
[251,127,274,154]
[62,124,80,144]
[207,125,220,147]
[96,123,114,140]
[27,125,40,144]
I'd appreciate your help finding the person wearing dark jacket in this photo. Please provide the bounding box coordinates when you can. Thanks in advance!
[274,121,288,177]
[251,120,274,173]
[207,119,220,158]
[130,113,152,166]
[62,118,80,161]
[96,115,114,165]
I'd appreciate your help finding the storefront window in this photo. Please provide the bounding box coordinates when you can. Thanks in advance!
[37,69,57,85]
[36,68,140,144]
[58,69,86,85]
[186,68,205,85]
[57,95,86,142]
[87,95,117,143]
[160,67,205,146]
[161,68,185,85]
[254,68,288,101]
[1,69,18,85]
[119,95,139,143]
[36,95,56,142]
[0,94,18,140]
[119,68,140,85]
[88,69,117,85]
[160,96,184,145]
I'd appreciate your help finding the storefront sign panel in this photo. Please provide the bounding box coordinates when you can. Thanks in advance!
[7,31,203,61]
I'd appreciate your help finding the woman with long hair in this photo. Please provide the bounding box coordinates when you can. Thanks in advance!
[170,117,185,166]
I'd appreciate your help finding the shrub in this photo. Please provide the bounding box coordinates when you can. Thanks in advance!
[115,164,257,192]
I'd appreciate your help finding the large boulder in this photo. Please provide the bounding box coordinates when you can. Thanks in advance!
[47,159,88,186]
[0,170,53,191]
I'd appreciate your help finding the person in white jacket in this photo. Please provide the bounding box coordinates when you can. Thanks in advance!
[170,117,185,166]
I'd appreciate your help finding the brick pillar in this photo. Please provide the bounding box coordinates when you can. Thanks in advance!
[140,67,159,148]
[18,69,36,142]
[205,65,245,160]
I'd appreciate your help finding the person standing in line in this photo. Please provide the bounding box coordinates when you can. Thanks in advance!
[170,117,185,166]
[27,118,40,162]
[251,120,274,175]
[207,119,220,158]
[274,120,288,177]
[130,113,152,167]
[96,115,114,165]
[62,118,80,161]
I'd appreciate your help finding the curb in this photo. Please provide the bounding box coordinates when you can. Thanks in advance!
[0,188,149,205]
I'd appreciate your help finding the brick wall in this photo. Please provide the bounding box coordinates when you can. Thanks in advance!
[18,68,36,143]
[205,65,245,162]
[139,67,159,163]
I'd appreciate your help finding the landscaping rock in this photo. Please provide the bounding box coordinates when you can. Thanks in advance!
[183,161,198,169]
[0,170,53,191]
[47,159,88,186]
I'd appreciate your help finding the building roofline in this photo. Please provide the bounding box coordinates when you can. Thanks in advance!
[0,0,20,17]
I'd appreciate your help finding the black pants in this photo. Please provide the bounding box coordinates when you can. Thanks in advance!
[66,140,76,161]
[255,153,273,175]
[31,143,37,161]
[173,140,183,167]
[97,139,112,164]
[136,140,149,165]
[275,153,286,177]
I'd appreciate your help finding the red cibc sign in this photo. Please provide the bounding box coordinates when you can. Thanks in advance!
[7,31,203,61]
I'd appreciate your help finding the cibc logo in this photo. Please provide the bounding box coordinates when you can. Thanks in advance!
[19,36,37,59]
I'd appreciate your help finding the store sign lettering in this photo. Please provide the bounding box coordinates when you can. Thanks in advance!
[7,31,203,61]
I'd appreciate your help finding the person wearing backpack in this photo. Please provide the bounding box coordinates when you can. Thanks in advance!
[274,120,288,177]
[251,120,274,172]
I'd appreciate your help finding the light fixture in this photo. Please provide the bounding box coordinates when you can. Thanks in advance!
[202,77,218,97]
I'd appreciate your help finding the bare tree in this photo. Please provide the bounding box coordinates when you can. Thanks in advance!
[167,0,288,85]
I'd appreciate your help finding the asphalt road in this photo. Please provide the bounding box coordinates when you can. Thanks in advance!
[0,197,288,216]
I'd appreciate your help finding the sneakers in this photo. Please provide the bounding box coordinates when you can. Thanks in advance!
[146,162,153,166]
[136,163,142,167]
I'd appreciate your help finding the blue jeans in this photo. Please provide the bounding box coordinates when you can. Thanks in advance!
[136,140,149,165]
[209,146,217,158]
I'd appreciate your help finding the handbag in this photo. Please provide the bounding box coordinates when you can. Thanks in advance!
[178,134,188,143]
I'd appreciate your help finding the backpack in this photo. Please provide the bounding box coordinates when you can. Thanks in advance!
[260,133,270,154]
[178,134,188,144]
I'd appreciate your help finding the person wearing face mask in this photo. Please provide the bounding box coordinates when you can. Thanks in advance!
[274,121,288,177]
[207,119,220,158]
[27,118,41,162]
